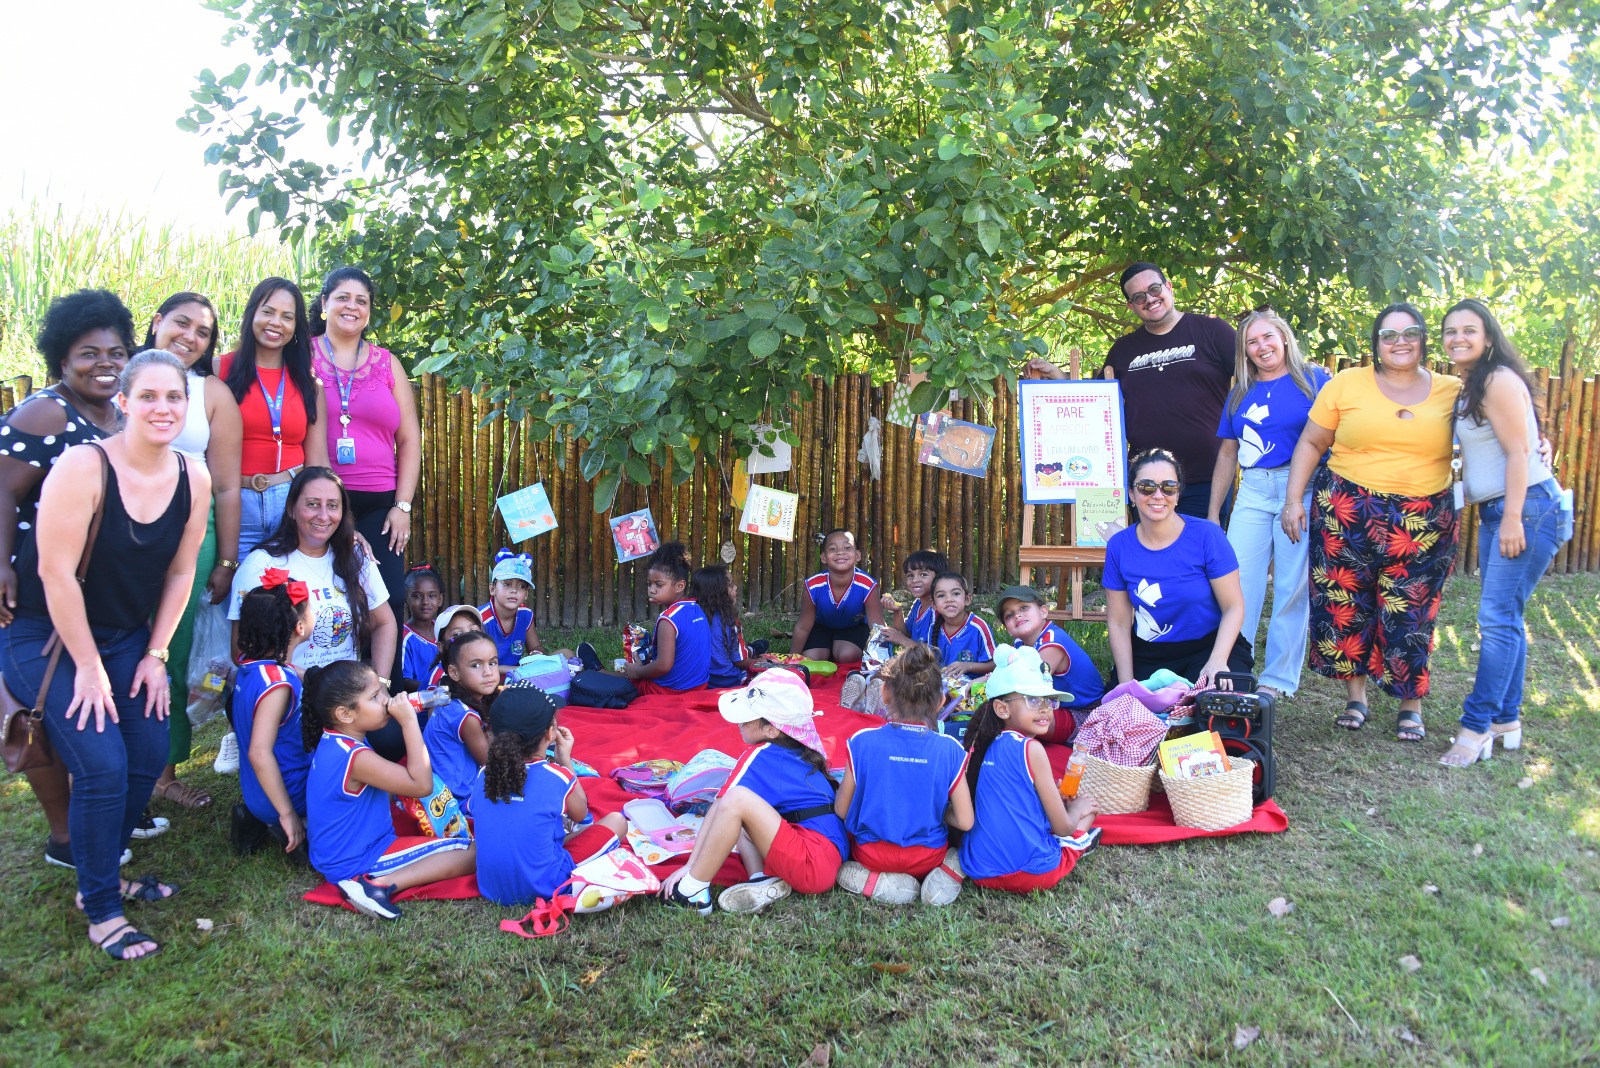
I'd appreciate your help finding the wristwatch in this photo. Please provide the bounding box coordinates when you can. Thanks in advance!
[146,648,170,663]
[216,559,239,570]
[394,501,413,514]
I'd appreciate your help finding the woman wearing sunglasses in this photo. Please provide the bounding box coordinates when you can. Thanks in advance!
[1104,449,1251,689]
[1282,304,1461,742]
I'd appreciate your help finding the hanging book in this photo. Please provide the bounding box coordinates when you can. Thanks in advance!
[609,508,661,563]
[914,412,996,478]
[495,483,557,542]
[739,484,798,541]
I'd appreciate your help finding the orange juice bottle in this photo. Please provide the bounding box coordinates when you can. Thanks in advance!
[1059,751,1087,800]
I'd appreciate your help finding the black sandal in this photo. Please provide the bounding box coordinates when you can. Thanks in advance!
[96,923,161,961]
[123,874,179,903]
[1335,701,1368,730]
[1396,710,1426,743]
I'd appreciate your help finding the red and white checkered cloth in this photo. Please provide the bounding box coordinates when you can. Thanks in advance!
[1075,694,1169,766]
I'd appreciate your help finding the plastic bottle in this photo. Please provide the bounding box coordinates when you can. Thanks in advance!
[405,686,453,713]
[1059,750,1087,800]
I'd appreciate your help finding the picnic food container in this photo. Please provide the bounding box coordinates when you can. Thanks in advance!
[1160,758,1256,830]
[1078,753,1157,814]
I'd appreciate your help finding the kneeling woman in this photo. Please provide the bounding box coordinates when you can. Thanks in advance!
[1104,449,1251,688]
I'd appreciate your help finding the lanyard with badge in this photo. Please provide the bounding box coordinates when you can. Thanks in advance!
[319,337,360,465]
[256,369,286,472]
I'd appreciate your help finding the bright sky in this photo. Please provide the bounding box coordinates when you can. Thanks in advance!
[0,0,336,234]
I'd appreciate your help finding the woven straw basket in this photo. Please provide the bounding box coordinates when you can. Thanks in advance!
[1078,753,1157,814]
[1160,759,1256,831]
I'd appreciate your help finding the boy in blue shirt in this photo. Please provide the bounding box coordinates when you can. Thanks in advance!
[996,585,1104,740]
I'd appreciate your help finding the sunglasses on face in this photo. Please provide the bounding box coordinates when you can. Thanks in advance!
[1133,479,1181,497]
[1125,282,1167,308]
[1377,326,1425,344]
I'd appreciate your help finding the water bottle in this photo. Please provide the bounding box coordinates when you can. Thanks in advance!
[1059,750,1088,800]
[405,686,453,713]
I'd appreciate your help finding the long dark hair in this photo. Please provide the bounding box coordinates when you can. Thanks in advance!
[141,291,220,373]
[1447,299,1540,429]
[237,585,304,663]
[691,564,741,664]
[766,730,830,777]
[964,697,1007,796]
[225,277,317,423]
[260,468,371,639]
[309,266,375,338]
[301,660,376,751]
[440,630,499,717]
[482,728,542,804]
[1370,302,1428,368]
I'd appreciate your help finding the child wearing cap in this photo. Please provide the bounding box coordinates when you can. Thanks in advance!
[996,585,1105,740]
[960,646,1101,894]
[834,644,974,906]
[480,549,542,679]
[426,603,484,687]
[658,668,847,915]
[880,549,949,648]
[473,682,629,907]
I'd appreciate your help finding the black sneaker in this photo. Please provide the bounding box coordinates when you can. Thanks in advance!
[230,803,270,857]
[338,875,402,920]
[130,808,170,840]
[575,641,603,672]
[45,838,132,869]
[749,639,770,656]
[660,879,714,916]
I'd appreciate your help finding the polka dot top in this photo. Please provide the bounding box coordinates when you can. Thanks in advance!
[0,389,112,542]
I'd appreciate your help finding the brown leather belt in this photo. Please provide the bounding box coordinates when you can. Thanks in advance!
[247,466,302,493]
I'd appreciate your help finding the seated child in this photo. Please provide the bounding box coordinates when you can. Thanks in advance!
[399,565,444,686]
[480,549,542,678]
[793,528,883,662]
[930,571,995,676]
[694,563,759,688]
[834,644,973,907]
[996,585,1105,741]
[960,647,1101,894]
[422,630,498,812]
[473,682,629,907]
[428,603,483,687]
[233,571,314,854]
[578,543,710,695]
[881,549,948,648]
[304,661,477,920]
[659,668,846,914]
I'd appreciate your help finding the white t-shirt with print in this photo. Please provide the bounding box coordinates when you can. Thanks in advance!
[229,547,389,670]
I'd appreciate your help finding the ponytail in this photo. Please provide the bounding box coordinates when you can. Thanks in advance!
[963,697,1006,796]
[879,643,944,726]
[300,661,375,752]
[482,729,543,804]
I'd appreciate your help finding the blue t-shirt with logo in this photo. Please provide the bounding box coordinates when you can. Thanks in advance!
[705,611,749,688]
[400,626,438,686]
[806,569,878,629]
[1215,367,1330,469]
[933,613,996,667]
[1024,623,1104,710]
[233,659,308,825]
[307,731,396,881]
[422,698,484,811]
[844,722,968,849]
[474,760,583,905]
[721,743,848,860]
[652,600,711,690]
[477,603,534,664]
[960,731,1060,879]
[1103,519,1239,643]
[906,599,936,644]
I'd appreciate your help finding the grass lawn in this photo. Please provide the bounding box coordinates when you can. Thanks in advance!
[3,574,1597,1066]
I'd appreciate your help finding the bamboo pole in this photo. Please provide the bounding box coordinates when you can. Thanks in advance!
[1582,377,1600,573]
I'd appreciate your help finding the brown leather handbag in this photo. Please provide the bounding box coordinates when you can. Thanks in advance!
[2,447,109,773]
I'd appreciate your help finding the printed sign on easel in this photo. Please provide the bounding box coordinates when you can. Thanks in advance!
[1017,379,1127,504]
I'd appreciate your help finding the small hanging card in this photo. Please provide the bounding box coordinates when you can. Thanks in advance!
[745,424,792,474]
[496,483,557,542]
[914,412,996,478]
[1075,487,1129,547]
[739,484,798,541]
[885,372,929,427]
[731,458,751,510]
[609,508,661,563]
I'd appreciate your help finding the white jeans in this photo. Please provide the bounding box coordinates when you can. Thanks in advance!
[1227,465,1312,694]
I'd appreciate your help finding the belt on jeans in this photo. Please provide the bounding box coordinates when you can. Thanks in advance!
[247,466,301,493]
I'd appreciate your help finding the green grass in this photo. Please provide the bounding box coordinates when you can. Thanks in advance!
[3,575,1598,1066]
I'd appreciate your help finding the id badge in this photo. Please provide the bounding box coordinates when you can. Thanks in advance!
[336,437,357,465]
[1452,481,1465,512]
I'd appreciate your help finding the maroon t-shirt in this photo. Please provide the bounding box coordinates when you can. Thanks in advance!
[1102,313,1236,479]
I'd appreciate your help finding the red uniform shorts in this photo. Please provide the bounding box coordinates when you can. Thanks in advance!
[849,838,949,879]
[565,824,620,865]
[633,679,708,697]
[971,847,1078,894]
[762,822,844,894]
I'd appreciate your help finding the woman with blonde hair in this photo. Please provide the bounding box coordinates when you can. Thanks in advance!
[1207,308,1330,699]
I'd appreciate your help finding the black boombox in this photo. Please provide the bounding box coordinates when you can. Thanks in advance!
[1193,673,1275,804]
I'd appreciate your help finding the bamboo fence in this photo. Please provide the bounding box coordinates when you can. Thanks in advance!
[1,364,1594,625]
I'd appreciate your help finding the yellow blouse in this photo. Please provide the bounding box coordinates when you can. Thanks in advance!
[1308,366,1461,496]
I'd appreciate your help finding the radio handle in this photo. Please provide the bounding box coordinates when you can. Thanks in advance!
[1213,672,1258,693]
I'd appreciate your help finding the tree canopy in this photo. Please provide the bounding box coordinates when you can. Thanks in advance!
[189,0,1600,507]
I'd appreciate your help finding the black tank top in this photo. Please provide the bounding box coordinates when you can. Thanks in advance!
[15,444,191,631]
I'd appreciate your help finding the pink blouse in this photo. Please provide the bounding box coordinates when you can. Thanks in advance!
[312,339,401,492]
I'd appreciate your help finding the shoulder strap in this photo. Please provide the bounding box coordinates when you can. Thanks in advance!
[34,444,111,710]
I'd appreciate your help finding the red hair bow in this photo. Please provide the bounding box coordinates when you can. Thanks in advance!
[259,567,310,606]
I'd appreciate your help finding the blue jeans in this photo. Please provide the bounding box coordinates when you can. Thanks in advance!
[4,617,168,923]
[1226,466,1312,694]
[239,480,293,557]
[1461,479,1567,733]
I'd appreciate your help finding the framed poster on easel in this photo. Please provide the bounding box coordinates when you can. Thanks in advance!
[1016,358,1128,620]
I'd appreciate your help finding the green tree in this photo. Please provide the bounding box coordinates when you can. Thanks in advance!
[189,0,1599,505]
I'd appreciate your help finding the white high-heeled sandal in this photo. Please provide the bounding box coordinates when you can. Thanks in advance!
[1492,721,1523,750]
[1440,729,1494,767]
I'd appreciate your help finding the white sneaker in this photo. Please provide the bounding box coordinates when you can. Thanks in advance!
[717,875,792,914]
[920,849,965,907]
[130,810,170,839]
[213,731,240,774]
[836,861,920,905]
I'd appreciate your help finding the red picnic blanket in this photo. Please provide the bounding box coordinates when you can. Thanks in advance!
[304,665,1287,909]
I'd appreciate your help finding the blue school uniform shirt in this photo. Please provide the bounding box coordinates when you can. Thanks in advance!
[1026,623,1105,710]
[806,569,878,629]
[233,660,309,825]
[1215,367,1330,469]
[933,613,996,667]
[477,603,535,664]
[844,722,968,849]
[422,698,484,811]
[400,626,438,686]
[705,610,750,688]
[906,598,936,644]
[1103,520,1239,644]
[960,730,1059,879]
[473,760,581,905]
[651,600,711,690]
[307,731,396,881]
[720,742,848,860]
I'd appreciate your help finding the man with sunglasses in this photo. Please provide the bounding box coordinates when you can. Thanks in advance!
[1028,262,1236,519]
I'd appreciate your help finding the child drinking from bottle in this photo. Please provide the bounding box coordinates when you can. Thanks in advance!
[793,529,884,662]
[233,570,314,855]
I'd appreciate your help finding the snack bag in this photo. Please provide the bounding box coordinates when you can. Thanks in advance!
[622,622,651,664]
[862,624,895,674]
[393,774,472,840]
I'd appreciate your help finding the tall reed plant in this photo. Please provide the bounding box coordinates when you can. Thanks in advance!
[0,202,317,381]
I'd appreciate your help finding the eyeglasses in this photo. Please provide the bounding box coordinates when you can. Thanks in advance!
[1125,282,1167,308]
[1133,479,1181,497]
[1003,694,1053,711]
[1377,326,1426,344]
